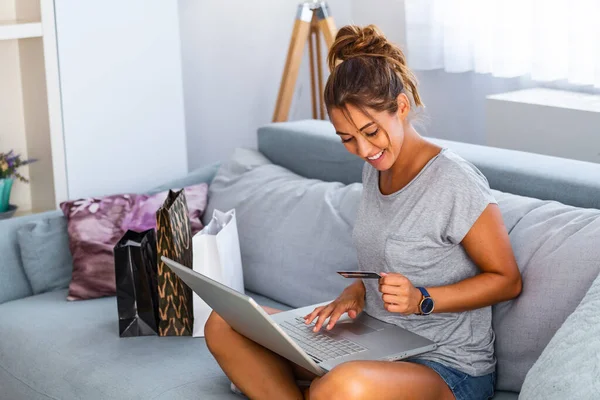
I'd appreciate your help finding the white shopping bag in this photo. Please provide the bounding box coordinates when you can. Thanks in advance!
[192,209,244,337]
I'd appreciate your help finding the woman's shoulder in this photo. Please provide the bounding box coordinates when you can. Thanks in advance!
[431,149,498,243]
[434,148,491,189]
[426,149,496,205]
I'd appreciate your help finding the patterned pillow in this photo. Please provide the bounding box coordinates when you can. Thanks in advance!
[60,184,207,301]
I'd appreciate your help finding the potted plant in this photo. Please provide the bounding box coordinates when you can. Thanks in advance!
[0,150,34,215]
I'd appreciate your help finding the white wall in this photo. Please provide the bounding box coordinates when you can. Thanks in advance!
[413,71,536,144]
[350,0,405,45]
[179,0,353,170]
[54,0,188,199]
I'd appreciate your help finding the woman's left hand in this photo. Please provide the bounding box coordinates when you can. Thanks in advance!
[378,272,422,315]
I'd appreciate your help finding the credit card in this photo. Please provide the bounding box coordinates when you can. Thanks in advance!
[337,271,382,279]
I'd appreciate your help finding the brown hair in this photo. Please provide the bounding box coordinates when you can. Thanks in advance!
[324,25,422,121]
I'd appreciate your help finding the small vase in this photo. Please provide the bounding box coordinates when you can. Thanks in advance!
[0,178,14,213]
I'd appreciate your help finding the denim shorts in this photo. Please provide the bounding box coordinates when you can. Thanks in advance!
[408,359,496,400]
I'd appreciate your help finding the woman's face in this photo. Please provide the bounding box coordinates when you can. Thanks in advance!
[329,98,408,172]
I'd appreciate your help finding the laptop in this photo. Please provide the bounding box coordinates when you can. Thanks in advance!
[162,256,437,376]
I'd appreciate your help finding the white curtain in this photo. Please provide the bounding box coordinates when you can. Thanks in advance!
[405,0,600,88]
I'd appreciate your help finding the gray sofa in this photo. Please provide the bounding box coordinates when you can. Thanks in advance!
[1,120,599,400]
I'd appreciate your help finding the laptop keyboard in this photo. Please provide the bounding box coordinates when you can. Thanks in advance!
[280,317,367,362]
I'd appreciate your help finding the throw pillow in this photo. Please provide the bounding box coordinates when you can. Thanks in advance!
[490,189,600,392]
[519,272,600,399]
[205,148,362,308]
[122,184,207,234]
[17,217,73,294]
[61,184,208,301]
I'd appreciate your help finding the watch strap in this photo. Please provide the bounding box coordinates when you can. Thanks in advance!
[417,286,430,299]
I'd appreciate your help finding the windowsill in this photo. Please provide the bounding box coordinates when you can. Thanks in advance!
[487,88,600,113]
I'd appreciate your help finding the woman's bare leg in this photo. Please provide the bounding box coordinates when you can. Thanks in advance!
[309,360,454,400]
[205,307,318,400]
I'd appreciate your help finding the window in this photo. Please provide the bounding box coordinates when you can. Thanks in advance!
[405,0,600,88]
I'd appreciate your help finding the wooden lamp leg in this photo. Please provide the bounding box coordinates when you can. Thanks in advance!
[315,25,325,120]
[316,3,337,119]
[318,16,337,50]
[308,18,318,120]
[272,2,337,123]
[272,5,312,123]
[315,3,337,53]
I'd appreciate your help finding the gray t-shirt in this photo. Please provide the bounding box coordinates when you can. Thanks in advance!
[353,148,497,376]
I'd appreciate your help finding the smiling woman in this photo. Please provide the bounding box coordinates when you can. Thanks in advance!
[205,24,521,400]
[313,24,522,400]
[322,25,438,191]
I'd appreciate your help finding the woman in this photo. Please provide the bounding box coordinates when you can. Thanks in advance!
[205,25,522,400]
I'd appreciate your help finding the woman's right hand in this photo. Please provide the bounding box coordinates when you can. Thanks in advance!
[303,280,365,332]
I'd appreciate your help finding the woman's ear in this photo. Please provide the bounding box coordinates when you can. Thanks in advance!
[396,93,411,121]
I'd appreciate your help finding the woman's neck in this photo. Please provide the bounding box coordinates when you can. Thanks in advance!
[393,125,426,173]
[379,125,441,195]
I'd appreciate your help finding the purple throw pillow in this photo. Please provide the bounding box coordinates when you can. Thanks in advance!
[60,184,208,301]
[122,186,207,234]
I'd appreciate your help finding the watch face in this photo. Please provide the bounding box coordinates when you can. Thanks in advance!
[421,298,435,314]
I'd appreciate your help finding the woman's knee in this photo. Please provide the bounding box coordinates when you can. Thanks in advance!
[310,361,370,400]
[204,311,231,354]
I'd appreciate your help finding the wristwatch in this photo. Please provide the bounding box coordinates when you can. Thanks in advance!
[416,287,434,315]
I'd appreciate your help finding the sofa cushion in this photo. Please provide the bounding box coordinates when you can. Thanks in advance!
[518,271,600,399]
[205,148,362,308]
[17,217,73,294]
[0,211,64,304]
[491,190,600,392]
[0,289,288,400]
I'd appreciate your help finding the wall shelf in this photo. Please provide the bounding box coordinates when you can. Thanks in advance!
[0,20,42,40]
[1,0,61,215]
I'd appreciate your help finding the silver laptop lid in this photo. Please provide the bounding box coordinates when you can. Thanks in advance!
[160,256,325,376]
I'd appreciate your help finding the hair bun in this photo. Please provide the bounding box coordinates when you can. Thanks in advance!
[325,24,423,109]
[328,25,394,69]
